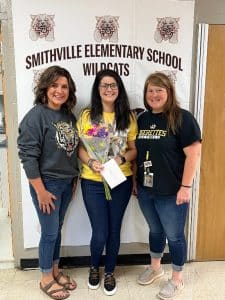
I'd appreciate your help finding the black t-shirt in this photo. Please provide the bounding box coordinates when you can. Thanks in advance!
[136,109,201,195]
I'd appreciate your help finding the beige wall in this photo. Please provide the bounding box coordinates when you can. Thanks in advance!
[1,0,25,266]
[195,0,225,23]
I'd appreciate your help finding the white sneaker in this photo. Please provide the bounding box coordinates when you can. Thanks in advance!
[157,279,184,300]
[137,266,164,285]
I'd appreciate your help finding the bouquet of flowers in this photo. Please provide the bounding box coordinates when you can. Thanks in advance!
[80,123,112,200]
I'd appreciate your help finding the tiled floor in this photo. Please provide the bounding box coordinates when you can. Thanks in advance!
[0,261,225,300]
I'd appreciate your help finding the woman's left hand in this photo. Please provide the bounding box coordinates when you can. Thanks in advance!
[176,186,192,205]
[72,177,79,197]
[114,155,122,166]
[132,180,138,196]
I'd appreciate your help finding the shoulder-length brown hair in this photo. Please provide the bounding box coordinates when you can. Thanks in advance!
[143,72,182,134]
[34,65,76,113]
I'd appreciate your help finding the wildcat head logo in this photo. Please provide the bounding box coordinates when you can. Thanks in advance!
[32,68,45,90]
[29,14,55,41]
[161,70,177,85]
[94,15,119,42]
[53,121,78,157]
[154,17,180,44]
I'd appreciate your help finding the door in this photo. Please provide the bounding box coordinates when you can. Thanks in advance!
[196,25,225,260]
[0,25,10,217]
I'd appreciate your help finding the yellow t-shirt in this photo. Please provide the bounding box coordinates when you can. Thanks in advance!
[77,109,137,182]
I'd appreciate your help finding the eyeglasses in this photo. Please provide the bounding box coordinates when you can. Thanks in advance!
[99,83,118,90]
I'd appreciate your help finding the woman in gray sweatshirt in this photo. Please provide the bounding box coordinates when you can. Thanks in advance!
[17,65,79,300]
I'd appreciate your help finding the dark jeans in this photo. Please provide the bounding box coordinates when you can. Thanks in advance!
[30,178,73,273]
[137,184,188,271]
[81,177,132,273]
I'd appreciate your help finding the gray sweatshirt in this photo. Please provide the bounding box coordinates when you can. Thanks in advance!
[17,104,79,179]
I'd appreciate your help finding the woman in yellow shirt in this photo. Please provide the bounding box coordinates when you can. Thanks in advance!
[77,69,137,296]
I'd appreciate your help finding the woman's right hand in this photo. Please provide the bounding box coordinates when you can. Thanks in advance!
[29,177,57,214]
[89,159,103,173]
[37,189,57,214]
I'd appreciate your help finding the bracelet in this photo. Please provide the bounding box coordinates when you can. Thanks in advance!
[87,158,95,169]
[181,184,192,188]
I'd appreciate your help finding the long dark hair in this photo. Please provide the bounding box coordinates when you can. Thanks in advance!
[90,69,132,130]
[34,65,76,113]
[143,72,182,134]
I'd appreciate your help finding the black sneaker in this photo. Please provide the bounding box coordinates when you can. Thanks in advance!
[88,267,100,289]
[104,273,117,296]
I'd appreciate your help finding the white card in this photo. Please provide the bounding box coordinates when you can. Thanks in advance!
[100,159,127,189]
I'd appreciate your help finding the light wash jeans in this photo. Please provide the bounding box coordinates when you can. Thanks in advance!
[137,184,188,272]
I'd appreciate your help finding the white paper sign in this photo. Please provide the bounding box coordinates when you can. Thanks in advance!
[101,159,127,189]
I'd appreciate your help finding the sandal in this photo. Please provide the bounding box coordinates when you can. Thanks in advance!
[40,279,70,300]
[55,272,77,291]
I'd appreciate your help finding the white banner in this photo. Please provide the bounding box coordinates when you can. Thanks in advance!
[11,0,194,248]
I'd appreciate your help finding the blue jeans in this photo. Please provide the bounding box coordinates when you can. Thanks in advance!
[30,178,73,273]
[81,177,132,273]
[137,185,188,272]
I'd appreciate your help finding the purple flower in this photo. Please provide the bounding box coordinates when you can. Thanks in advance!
[96,127,108,137]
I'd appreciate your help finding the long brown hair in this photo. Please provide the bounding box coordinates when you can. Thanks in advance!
[34,65,76,113]
[143,72,182,134]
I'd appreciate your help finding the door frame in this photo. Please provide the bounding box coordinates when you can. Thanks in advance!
[187,23,208,261]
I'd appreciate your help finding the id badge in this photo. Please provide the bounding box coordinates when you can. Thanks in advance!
[143,158,153,187]
[144,160,152,168]
[143,171,154,187]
